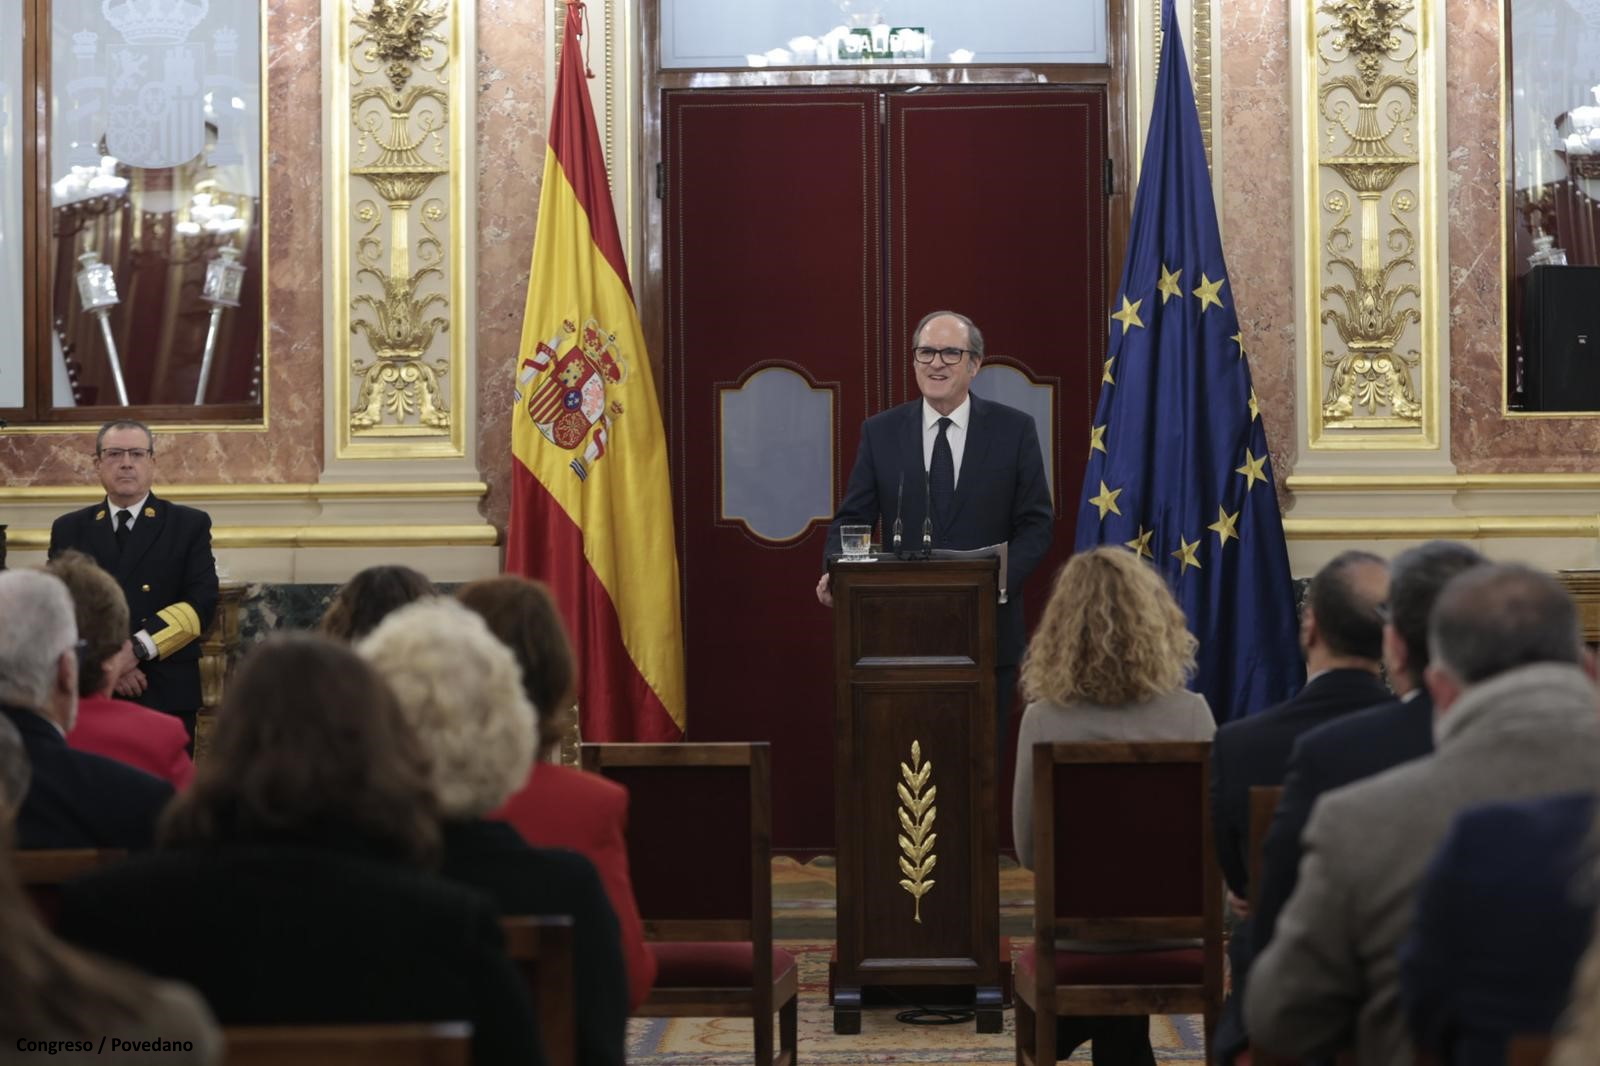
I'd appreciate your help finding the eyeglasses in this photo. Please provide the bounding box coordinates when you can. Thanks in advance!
[912,346,977,366]
[98,448,152,462]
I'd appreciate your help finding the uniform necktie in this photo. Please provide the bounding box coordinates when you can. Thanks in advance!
[929,417,954,538]
[115,509,133,551]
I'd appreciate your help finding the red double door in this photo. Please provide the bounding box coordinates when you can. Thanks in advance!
[663,86,1109,851]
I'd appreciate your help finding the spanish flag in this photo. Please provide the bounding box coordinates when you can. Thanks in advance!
[507,1,685,740]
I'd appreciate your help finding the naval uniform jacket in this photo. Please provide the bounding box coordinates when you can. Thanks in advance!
[49,492,219,714]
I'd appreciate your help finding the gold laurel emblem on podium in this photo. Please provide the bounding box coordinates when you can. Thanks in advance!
[897,740,938,922]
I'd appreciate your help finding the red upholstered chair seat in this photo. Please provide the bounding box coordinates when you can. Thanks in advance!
[653,942,798,988]
[1016,943,1205,986]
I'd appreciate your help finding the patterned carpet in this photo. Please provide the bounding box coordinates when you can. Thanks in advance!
[625,859,1210,1064]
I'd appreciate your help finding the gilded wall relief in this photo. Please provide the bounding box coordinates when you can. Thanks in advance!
[330,0,469,458]
[1303,0,1442,447]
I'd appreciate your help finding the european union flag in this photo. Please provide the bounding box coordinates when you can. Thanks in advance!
[1075,0,1303,721]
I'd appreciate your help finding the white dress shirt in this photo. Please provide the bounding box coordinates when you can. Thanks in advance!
[921,396,971,489]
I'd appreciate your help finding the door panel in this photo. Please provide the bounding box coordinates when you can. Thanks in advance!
[665,86,1108,851]
[664,89,882,849]
[886,88,1108,841]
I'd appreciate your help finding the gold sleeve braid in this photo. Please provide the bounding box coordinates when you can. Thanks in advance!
[151,602,205,659]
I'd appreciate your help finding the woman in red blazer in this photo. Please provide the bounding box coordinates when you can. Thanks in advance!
[49,550,194,789]
[460,576,658,1011]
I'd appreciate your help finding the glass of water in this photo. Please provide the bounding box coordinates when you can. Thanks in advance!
[840,524,872,559]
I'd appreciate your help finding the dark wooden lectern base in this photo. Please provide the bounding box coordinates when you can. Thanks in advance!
[828,557,1003,1033]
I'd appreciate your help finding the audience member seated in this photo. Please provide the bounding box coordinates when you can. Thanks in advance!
[1401,791,1598,1066]
[0,825,221,1066]
[1247,563,1600,1064]
[1011,546,1216,1065]
[360,600,626,1066]
[47,550,193,789]
[1251,542,1486,981]
[1209,549,1390,1061]
[460,574,658,1011]
[0,570,172,850]
[317,564,436,642]
[54,634,543,1066]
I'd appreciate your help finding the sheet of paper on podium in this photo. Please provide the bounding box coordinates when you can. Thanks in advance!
[930,542,1008,602]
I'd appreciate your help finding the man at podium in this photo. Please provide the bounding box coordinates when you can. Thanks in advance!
[816,310,1054,754]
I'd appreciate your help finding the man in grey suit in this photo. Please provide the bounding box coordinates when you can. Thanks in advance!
[1246,563,1600,1065]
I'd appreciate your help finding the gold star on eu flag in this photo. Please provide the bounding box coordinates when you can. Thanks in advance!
[1171,536,1202,573]
[1102,357,1116,386]
[1231,330,1245,358]
[1089,481,1123,520]
[1248,388,1260,422]
[1090,424,1107,454]
[1111,296,1144,334]
[1157,265,1183,304]
[1236,448,1269,492]
[1125,526,1154,559]
[1208,505,1241,547]
[1193,273,1226,313]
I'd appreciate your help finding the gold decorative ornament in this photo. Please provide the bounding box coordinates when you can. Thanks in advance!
[897,740,938,923]
[331,0,469,458]
[1303,0,1441,447]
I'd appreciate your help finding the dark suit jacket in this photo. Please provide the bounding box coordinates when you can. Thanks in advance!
[1251,691,1436,965]
[823,394,1054,666]
[1401,792,1597,1066]
[49,492,219,713]
[1210,668,1392,898]
[2,704,172,850]
[440,819,628,1066]
[56,841,543,1066]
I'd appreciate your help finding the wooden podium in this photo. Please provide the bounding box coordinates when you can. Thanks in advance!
[828,556,1003,1033]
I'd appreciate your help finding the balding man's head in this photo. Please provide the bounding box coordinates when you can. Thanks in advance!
[1305,550,1389,664]
[1428,564,1581,688]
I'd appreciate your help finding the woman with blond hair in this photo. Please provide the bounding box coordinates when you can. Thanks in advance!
[1011,546,1214,1066]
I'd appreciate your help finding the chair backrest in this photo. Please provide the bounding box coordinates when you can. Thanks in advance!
[1032,741,1219,945]
[1248,785,1285,909]
[501,915,577,1066]
[15,848,127,927]
[580,742,770,945]
[223,1022,471,1066]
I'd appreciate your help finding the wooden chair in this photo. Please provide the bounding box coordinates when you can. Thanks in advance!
[581,741,797,1066]
[1014,741,1223,1066]
[501,915,577,1066]
[1244,786,1296,1066]
[1509,1034,1554,1066]
[223,1022,471,1066]
[14,847,126,927]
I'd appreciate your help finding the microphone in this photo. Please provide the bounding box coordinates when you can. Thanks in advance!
[922,471,933,555]
[892,473,905,554]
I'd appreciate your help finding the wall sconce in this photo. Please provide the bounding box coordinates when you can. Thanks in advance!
[74,250,128,406]
[195,245,245,404]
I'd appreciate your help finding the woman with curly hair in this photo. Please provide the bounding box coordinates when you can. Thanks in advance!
[1011,546,1215,1066]
[316,564,436,642]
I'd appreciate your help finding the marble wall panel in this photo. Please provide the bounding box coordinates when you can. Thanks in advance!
[474,0,549,537]
[0,0,324,488]
[1218,0,1298,486]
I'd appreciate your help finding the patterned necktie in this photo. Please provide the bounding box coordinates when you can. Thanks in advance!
[929,417,955,539]
[115,509,133,552]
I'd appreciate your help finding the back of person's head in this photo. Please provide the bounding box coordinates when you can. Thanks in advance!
[160,633,439,864]
[1306,550,1388,661]
[0,715,28,823]
[456,576,576,757]
[318,565,437,642]
[358,599,536,819]
[0,571,77,713]
[1428,564,1581,685]
[0,823,165,1038]
[45,549,131,698]
[1386,541,1486,677]
[1021,547,1197,707]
